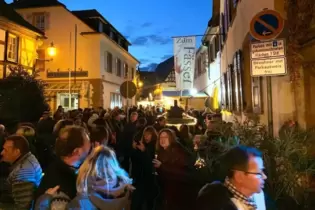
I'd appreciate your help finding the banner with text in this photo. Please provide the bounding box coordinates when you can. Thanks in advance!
[173,36,196,90]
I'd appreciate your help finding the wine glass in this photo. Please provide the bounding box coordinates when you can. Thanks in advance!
[152,153,158,175]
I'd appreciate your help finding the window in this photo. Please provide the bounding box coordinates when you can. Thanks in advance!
[107,52,112,73]
[110,93,122,108]
[7,34,18,62]
[124,63,128,78]
[116,59,121,76]
[131,68,134,79]
[34,14,45,31]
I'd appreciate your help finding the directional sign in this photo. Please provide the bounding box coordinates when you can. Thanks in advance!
[251,57,287,76]
[250,9,284,41]
[251,39,285,59]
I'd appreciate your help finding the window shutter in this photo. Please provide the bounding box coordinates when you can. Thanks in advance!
[221,13,226,43]
[208,44,213,63]
[226,0,231,26]
[227,65,233,111]
[233,53,239,112]
[113,57,116,74]
[45,12,50,30]
[36,49,45,71]
[16,36,20,64]
[224,1,228,35]
[215,35,219,56]
[210,38,215,62]
[237,50,244,111]
[252,77,262,114]
[221,73,227,109]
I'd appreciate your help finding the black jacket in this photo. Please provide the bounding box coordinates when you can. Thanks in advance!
[196,181,237,210]
[35,158,77,202]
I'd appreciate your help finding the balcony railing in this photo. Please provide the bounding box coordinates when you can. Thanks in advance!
[47,71,88,78]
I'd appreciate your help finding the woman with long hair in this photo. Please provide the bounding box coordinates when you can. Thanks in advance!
[131,126,158,210]
[153,128,198,210]
[67,146,134,210]
[178,124,193,150]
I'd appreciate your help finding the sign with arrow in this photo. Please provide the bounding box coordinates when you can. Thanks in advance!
[249,9,284,41]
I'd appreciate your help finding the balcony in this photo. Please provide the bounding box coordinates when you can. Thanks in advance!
[46,70,88,78]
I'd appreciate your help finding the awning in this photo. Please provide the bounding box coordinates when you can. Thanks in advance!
[45,82,83,97]
[162,90,208,97]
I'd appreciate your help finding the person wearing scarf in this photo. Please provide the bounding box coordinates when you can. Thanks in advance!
[196,145,266,210]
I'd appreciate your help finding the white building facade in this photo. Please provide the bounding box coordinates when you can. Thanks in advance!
[194,21,221,111]
[12,0,139,110]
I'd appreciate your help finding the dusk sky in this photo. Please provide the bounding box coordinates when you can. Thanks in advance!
[7,0,213,71]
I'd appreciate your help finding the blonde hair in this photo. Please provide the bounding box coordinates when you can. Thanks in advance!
[76,146,132,194]
[16,126,35,137]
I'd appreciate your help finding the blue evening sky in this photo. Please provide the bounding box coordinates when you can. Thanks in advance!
[7,0,213,71]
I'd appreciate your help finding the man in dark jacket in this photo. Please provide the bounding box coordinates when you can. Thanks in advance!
[35,126,91,209]
[120,112,138,172]
[196,146,266,210]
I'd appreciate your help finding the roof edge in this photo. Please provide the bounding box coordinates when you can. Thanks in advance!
[71,9,131,45]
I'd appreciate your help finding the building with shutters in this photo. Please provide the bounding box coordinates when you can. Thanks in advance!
[219,0,315,134]
[0,0,44,79]
[194,14,221,111]
[11,0,139,110]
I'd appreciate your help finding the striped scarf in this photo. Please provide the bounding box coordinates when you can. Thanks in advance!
[224,178,257,210]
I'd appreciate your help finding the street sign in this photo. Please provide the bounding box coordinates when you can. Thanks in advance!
[251,39,285,59]
[251,57,287,76]
[120,81,137,99]
[250,9,284,41]
[250,38,287,76]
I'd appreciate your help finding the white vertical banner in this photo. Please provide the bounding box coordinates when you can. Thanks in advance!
[173,36,196,90]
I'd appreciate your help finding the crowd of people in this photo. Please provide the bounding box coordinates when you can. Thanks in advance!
[0,105,267,210]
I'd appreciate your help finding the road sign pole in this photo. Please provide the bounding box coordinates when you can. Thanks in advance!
[267,76,273,136]
[119,80,137,122]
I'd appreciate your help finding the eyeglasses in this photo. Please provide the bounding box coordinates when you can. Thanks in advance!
[232,169,266,177]
[244,171,265,176]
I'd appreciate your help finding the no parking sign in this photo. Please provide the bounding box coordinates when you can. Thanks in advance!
[250,9,284,41]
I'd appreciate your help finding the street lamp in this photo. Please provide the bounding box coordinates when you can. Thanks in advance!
[138,81,143,88]
[47,42,56,58]
[190,88,198,96]
[34,41,57,73]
